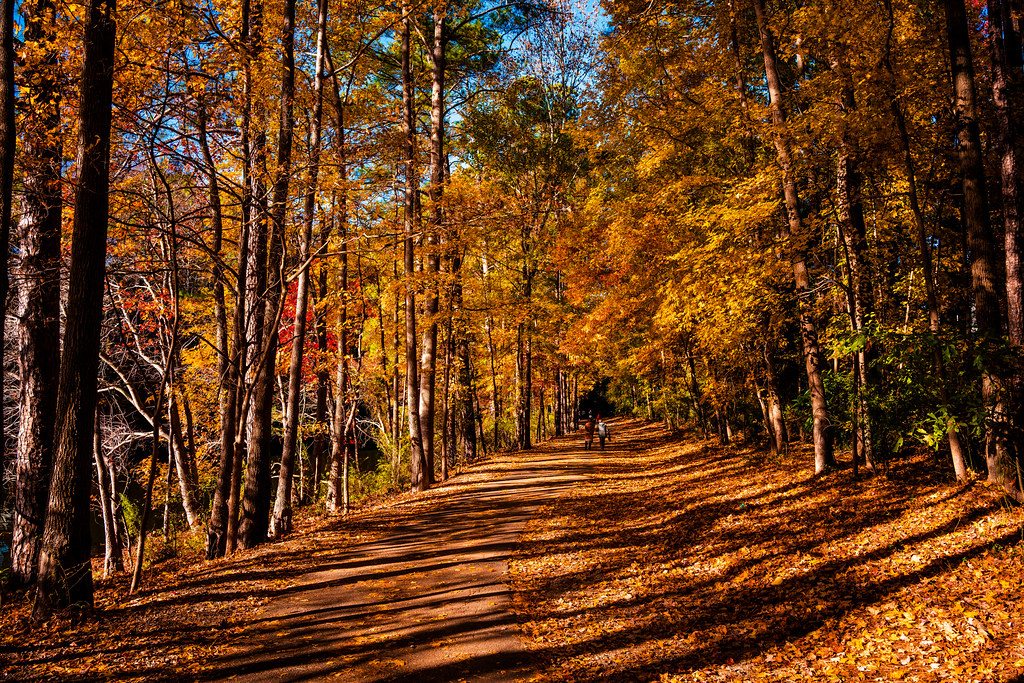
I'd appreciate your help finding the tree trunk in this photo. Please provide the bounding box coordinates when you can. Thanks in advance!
[129,359,172,594]
[32,0,115,619]
[572,375,578,432]
[945,0,1016,493]
[92,409,123,578]
[168,390,200,527]
[707,360,728,444]
[227,0,263,556]
[207,180,248,557]
[440,310,453,481]
[830,41,874,469]
[324,45,351,513]
[10,0,62,590]
[536,388,545,444]
[418,8,446,486]
[763,343,788,455]
[988,0,1023,345]
[403,6,427,492]
[753,0,834,474]
[197,84,239,556]
[684,346,708,438]
[310,276,330,502]
[485,311,499,449]
[554,368,563,437]
[163,417,174,536]
[271,0,327,539]
[516,264,533,451]
[239,0,296,549]
[392,259,402,454]
[197,93,229,437]
[309,144,338,504]
[327,195,350,513]
[0,0,11,574]
[448,244,477,465]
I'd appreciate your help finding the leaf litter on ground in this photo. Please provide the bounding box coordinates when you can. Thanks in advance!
[509,420,1024,683]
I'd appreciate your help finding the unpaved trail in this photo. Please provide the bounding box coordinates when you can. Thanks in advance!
[202,421,638,682]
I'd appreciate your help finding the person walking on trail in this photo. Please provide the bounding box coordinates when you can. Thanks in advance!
[584,418,595,450]
[597,418,610,450]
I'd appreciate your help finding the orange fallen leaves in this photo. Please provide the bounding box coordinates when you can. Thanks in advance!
[510,421,1024,683]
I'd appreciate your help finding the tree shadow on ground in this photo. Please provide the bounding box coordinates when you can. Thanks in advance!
[511,426,1024,681]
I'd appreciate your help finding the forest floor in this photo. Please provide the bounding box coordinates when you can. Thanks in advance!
[510,421,1024,683]
[2,419,1024,682]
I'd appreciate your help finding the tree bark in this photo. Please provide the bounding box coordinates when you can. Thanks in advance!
[449,244,477,464]
[483,256,500,450]
[987,0,1023,345]
[327,194,350,513]
[763,342,788,455]
[392,258,402,454]
[516,263,533,451]
[163,415,174,537]
[32,0,116,619]
[0,0,11,574]
[945,0,1016,493]
[196,83,240,556]
[207,174,248,557]
[227,0,263,555]
[10,0,62,590]
[197,93,229,433]
[417,7,447,485]
[753,0,834,473]
[403,6,427,492]
[93,409,123,578]
[554,368,563,437]
[309,159,337,502]
[440,312,453,481]
[271,0,328,539]
[239,0,296,549]
[129,354,173,594]
[419,8,446,487]
[325,45,350,515]
[168,389,199,527]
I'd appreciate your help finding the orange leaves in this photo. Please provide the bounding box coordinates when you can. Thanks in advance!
[510,425,1024,683]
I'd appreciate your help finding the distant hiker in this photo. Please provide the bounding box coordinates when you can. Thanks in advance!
[584,418,595,450]
[597,418,610,450]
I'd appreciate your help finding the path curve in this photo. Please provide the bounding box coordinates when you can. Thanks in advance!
[203,428,619,682]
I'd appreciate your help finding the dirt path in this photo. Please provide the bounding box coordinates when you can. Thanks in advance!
[201,423,634,682]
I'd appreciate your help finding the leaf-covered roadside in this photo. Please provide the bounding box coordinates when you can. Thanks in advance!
[510,421,1024,682]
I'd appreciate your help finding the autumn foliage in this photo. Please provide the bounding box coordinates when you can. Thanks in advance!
[1,0,1024,677]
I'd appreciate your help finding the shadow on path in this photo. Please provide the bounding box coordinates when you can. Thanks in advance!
[203,423,641,682]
